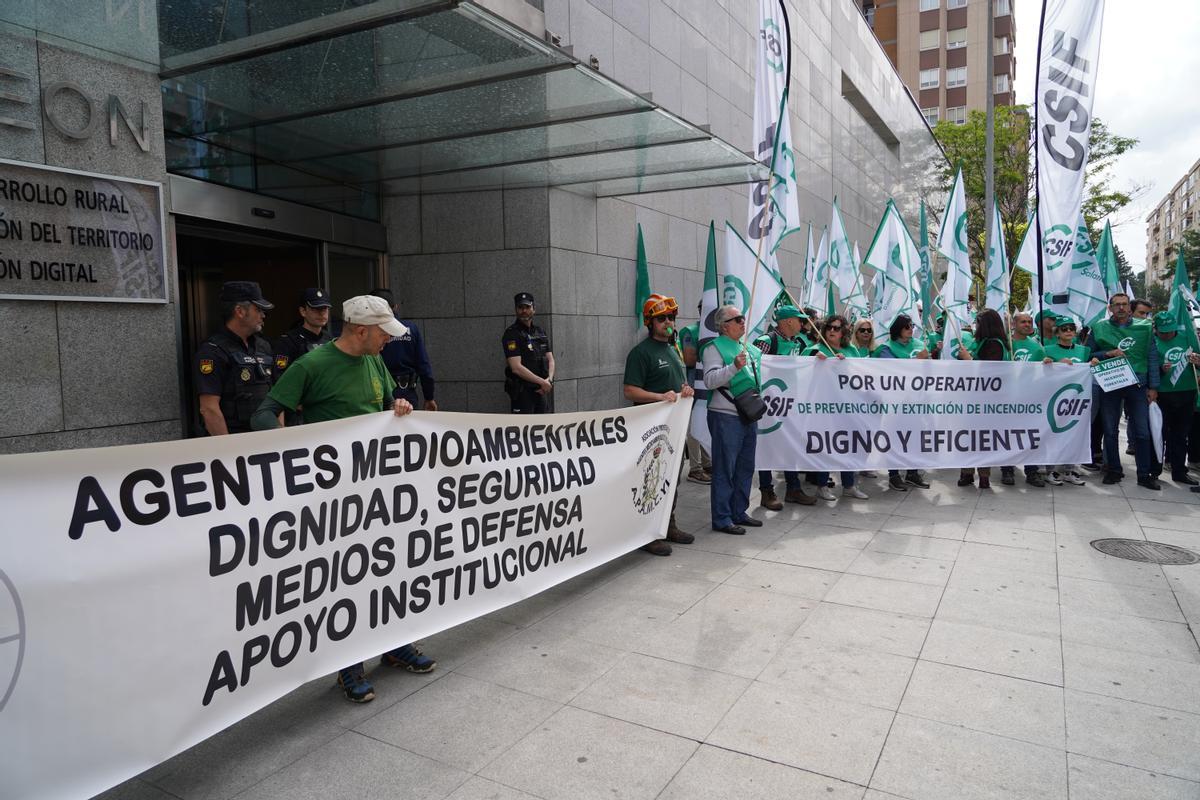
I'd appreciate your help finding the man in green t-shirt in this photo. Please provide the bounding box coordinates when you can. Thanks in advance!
[1010,312,1046,362]
[752,305,817,508]
[624,293,695,556]
[251,294,435,704]
[1153,311,1200,485]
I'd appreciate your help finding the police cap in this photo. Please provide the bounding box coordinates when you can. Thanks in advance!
[514,292,535,307]
[299,287,332,308]
[220,281,274,310]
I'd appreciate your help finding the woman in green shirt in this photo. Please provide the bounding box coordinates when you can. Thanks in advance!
[850,319,876,359]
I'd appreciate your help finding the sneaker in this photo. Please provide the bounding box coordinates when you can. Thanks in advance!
[1047,471,1064,486]
[860,470,878,478]
[641,539,672,556]
[336,665,375,703]
[382,643,437,673]
[843,485,868,499]
[784,488,818,505]
[1026,473,1046,488]
[759,487,783,511]
[905,473,930,489]
[1064,471,1086,485]
[817,486,836,501]
[1000,468,1016,486]
[687,469,711,485]
[888,474,909,492]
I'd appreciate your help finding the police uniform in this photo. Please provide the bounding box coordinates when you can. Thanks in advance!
[194,281,276,434]
[503,292,552,414]
[381,319,435,406]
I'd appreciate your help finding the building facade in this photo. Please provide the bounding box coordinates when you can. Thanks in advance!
[862,0,1016,127]
[0,0,943,456]
[1145,156,1200,289]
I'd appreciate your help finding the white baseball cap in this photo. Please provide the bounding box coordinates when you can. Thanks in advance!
[342,295,408,337]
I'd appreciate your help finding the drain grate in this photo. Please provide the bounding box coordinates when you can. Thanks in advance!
[1090,538,1200,565]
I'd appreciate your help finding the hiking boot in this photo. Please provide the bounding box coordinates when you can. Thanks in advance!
[687,469,711,484]
[759,487,783,511]
[1000,467,1016,486]
[382,643,436,673]
[1026,473,1046,487]
[336,665,375,703]
[957,470,974,487]
[666,517,694,544]
[888,474,909,491]
[905,472,930,489]
[641,539,672,556]
[784,488,818,505]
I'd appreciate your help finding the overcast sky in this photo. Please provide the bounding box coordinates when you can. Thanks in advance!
[1013,0,1200,274]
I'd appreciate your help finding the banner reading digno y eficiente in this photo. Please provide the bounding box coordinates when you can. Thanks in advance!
[755,357,1092,471]
[0,401,690,800]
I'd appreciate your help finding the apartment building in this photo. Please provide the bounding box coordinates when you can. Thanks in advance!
[1146,157,1200,287]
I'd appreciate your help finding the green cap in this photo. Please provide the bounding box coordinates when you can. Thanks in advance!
[774,304,806,322]
[1154,311,1181,333]
[1035,310,1055,323]
[1054,315,1077,329]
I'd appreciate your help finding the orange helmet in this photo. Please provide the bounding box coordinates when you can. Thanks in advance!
[642,293,679,323]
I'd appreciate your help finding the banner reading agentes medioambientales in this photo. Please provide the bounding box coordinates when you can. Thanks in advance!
[0,402,691,800]
[755,358,1093,471]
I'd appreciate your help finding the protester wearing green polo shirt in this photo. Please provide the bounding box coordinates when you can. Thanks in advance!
[1153,310,1200,486]
[805,315,870,500]
[1010,312,1046,362]
[1086,292,1160,488]
[1043,316,1097,486]
[874,314,930,491]
[753,304,816,508]
[624,293,696,555]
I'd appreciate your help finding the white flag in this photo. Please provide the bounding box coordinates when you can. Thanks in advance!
[1014,212,1070,321]
[863,199,923,347]
[1036,0,1107,295]
[724,221,786,340]
[1066,213,1107,326]
[746,0,800,278]
[1124,279,1134,299]
[937,167,973,324]
[805,226,831,314]
[985,204,1010,312]
[830,200,868,319]
[802,222,816,299]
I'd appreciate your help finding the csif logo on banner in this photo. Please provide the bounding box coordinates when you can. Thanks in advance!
[1047,382,1091,433]
[757,377,794,435]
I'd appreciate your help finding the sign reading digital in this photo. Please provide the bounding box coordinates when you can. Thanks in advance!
[0,158,166,302]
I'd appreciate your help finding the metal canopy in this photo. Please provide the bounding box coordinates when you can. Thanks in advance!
[159,0,765,219]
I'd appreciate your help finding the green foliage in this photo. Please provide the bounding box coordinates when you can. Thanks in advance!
[1166,229,1200,286]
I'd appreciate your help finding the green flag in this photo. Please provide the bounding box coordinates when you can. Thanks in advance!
[634,223,651,330]
[1096,221,1119,296]
[1168,247,1191,320]
[697,221,720,357]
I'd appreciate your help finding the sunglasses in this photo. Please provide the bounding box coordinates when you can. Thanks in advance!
[855,327,871,333]
[827,325,844,331]
[653,314,676,322]
[724,315,746,325]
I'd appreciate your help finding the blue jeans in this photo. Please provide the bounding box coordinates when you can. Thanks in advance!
[1101,383,1152,479]
[708,410,757,527]
[814,471,856,487]
[759,470,801,491]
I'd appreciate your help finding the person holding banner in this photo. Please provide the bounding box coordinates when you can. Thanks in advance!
[753,305,817,509]
[873,315,930,491]
[850,319,876,358]
[1043,316,1099,486]
[805,315,870,500]
[1152,311,1200,486]
[251,294,436,703]
[1086,293,1161,490]
[704,305,765,535]
[955,310,1009,489]
[623,294,697,555]
[1000,313,1052,487]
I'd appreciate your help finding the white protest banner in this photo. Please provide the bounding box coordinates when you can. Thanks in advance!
[754,357,1092,471]
[1091,357,1138,392]
[0,403,691,800]
[1035,0,1106,295]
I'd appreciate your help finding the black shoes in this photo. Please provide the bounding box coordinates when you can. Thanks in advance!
[1136,476,1162,491]
[712,524,746,535]
[734,517,763,528]
[1026,473,1046,487]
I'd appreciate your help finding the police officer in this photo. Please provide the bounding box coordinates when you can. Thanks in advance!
[503,291,554,413]
[274,288,333,375]
[372,288,437,411]
[194,281,275,435]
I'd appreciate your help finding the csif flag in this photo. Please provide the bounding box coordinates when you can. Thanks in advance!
[985,203,1011,313]
[723,221,787,340]
[863,199,923,347]
[937,166,973,325]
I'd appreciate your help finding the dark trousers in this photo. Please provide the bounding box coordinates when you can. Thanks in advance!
[1159,390,1197,477]
[509,384,548,414]
[1101,383,1152,479]
[759,470,801,491]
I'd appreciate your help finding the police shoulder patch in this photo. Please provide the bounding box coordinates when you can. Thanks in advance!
[506,341,517,351]
[276,355,289,369]
[199,359,214,375]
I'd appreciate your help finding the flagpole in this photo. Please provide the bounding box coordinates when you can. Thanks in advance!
[1032,0,1050,343]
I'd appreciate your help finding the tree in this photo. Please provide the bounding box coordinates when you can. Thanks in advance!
[1082,118,1144,236]
[1163,229,1200,286]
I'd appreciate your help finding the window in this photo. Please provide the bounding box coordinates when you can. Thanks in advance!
[922,107,940,126]
[994,36,1010,54]
[995,0,1011,14]
[994,74,1010,93]
[920,68,940,89]
[920,29,939,50]
[947,0,967,8]
[947,28,967,48]
[947,106,967,124]
[946,66,967,87]
[919,0,939,10]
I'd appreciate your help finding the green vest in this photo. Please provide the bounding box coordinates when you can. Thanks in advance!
[1010,336,1045,363]
[880,337,922,359]
[1044,342,1090,364]
[1091,318,1152,375]
[713,335,761,395]
[1156,336,1198,392]
[842,344,869,359]
[802,343,840,358]
[754,330,804,356]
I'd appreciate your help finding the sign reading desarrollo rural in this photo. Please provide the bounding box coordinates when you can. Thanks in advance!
[0,158,166,302]
[755,357,1092,471]
[0,402,689,800]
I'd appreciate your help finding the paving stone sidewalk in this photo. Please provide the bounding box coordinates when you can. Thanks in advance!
[101,469,1200,800]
